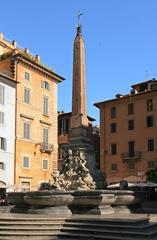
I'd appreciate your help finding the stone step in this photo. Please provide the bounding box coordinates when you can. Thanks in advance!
[0,231,60,236]
[67,218,149,226]
[60,226,157,238]
[0,226,61,231]
[63,221,157,231]
[0,221,64,226]
[58,232,157,240]
[0,237,58,240]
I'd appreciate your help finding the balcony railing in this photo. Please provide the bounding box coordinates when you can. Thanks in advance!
[40,143,53,154]
[121,151,141,162]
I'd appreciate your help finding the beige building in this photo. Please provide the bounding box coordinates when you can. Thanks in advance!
[0,33,64,190]
[95,79,157,184]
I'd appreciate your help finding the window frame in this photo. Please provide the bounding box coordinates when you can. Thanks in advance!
[147,115,154,128]
[111,143,117,155]
[0,84,5,105]
[128,103,134,115]
[23,122,31,139]
[43,95,49,116]
[24,87,30,104]
[110,122,117,133]
[42,159,49,171]
[22,156,30,169]
[24,71,31,81]
[128,119,134,131]
[148,138,155,152]
[0,112,4,125]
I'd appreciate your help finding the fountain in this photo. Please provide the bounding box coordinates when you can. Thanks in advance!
[7,149,142,216]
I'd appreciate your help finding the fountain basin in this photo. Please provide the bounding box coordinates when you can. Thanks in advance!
[24,190,74,216]
[7,192,30,213]
[111,190,142,213]
[70,190,116,215]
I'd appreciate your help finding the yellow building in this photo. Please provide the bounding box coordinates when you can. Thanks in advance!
[0,33,64,190]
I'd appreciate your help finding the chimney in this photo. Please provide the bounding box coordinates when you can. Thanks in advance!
[12,40,17,48]
[35,54,40,62]
[0,33,3,41]
[24,48,29,54]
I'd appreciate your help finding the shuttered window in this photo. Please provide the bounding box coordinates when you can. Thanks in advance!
[43,96,48,116]
[0,112,4,124]
[24,88,30,104]
[43,128,48,144]
[0,137,7,151]
[0,85,5,105]
[23,122,30,139]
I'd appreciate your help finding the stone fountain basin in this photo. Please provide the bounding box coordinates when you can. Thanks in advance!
[71,190,116,206]
[7,192,30,207]
[24,190,74,206]
[108,190,142,206]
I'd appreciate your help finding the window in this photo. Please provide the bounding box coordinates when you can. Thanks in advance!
[0,85,5,105]
[147,116,153,127]
[111,143,117,155]
[128,162,135,170]
[43,96,49,116]
[42,159,48,170]
[111,107,116,118]
[111,123,116,133]
[148,160,156,169]
[111,163,117,172]
[128,103,134,115]
[148,139,155,152]
[23,122,30,139]
[0,112,4,124]
[59,119,69,135]
[0,162,6,170]
[41,80,50,91]
[128,119,134,131]
[24,71,30,81]
[21,181,30,191]
[128,141,134,157]
[23,156,30,168]
[24,87,30,104]
[0,137,7,151]
[147,99,153,111]
[43,128,48,144]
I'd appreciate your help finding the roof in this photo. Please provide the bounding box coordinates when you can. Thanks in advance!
[0,72,18,86]
[131,79,156,88]
[0,50,65,83]
[94,88,157,108]
[58,111,95,122]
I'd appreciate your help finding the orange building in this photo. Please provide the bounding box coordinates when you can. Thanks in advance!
[95,79,157,184]
[0,33,64,190]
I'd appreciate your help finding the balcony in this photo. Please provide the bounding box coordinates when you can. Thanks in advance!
[121,151,141,162]
[40,143,53,154]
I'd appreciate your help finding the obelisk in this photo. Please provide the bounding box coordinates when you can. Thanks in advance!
[68,14,95,170]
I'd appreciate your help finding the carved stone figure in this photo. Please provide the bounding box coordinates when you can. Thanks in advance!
[39,149,96,191]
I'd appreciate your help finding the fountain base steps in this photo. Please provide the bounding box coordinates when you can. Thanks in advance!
[58,217,157,240]
[0,215,157,240]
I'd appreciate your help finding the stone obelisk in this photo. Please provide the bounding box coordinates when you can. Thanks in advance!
[68,17,95,170]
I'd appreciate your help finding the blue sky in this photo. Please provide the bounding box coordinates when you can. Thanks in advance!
[1,0,157,124]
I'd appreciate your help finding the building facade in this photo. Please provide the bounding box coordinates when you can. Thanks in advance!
[95,79,157,184]
[0,73,16,195]
[0,33,64,191]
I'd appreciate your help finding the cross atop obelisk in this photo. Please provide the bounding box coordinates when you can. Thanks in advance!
[77,11,83,27]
